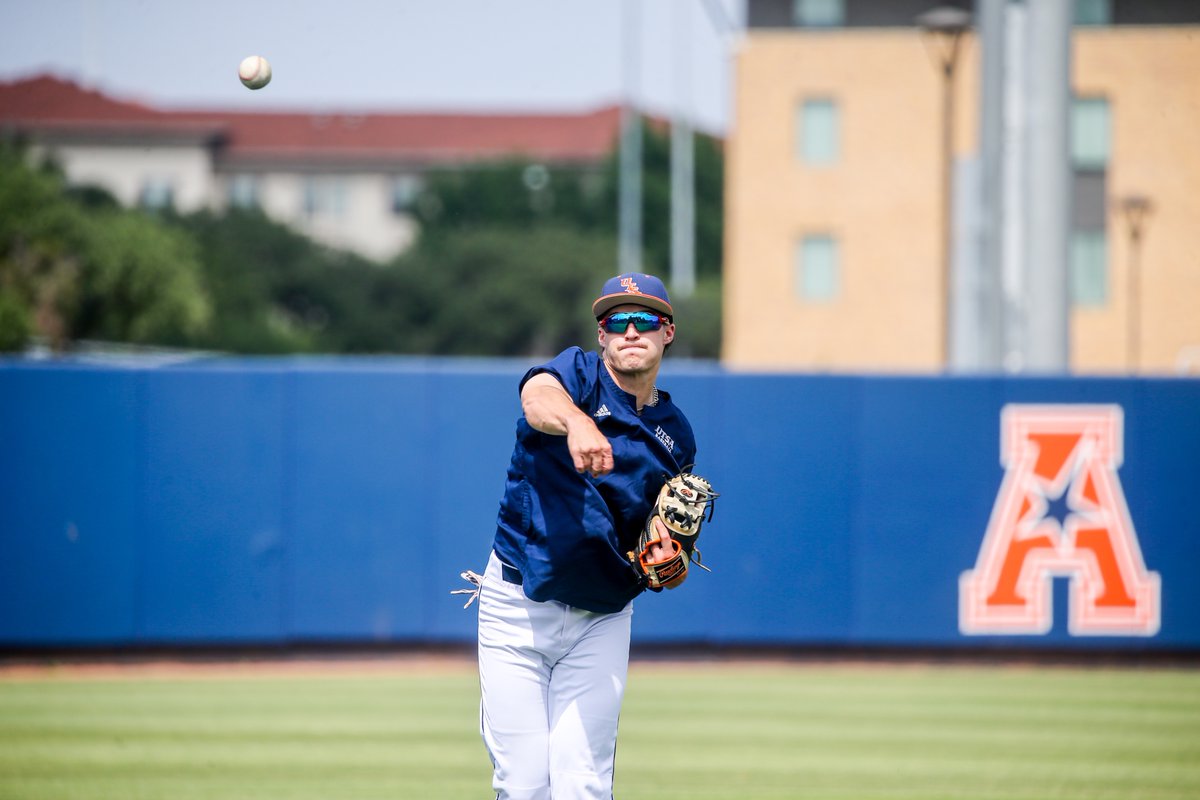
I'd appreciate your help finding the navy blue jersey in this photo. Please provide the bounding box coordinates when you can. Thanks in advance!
[492,347,697,613]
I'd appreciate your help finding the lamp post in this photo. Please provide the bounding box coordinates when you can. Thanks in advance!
[916,6,971,370]
[619,0,643,274]
[1117,195,1152,373]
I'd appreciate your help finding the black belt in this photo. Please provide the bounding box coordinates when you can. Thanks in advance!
[501,564,523,586]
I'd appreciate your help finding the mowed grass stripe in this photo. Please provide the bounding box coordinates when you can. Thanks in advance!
[0,674,488,800]
[617,666,1200,800]
[1,663,1197,800]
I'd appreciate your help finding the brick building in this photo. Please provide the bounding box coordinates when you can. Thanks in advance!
[724,0,1200,374]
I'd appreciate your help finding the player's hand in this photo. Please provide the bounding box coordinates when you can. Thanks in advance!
[565,417,614,477]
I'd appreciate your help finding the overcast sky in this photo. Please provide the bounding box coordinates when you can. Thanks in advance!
[0,0,743,134]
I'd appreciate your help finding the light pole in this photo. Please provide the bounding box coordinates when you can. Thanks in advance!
[916,6,971,370]
[619,0,643,275]
[1117,195,1152,373]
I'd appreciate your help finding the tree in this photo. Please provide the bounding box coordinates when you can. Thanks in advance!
[413,158,610,233]
[413,120,725,283]
[0,120,725,358]
[174,208,386,353]
[0,143,210,352]
[598,121,725,282]
[407,120,726,359]
[382,225,616,357]
[72,211,210,345]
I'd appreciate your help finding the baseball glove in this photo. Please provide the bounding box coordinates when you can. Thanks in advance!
[629,471,718,590]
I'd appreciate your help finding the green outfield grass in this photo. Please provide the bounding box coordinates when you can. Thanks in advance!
[1,660,1197,800]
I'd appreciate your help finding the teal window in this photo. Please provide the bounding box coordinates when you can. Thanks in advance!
[1074,0,1112,26]
[1071,98,1110,170]
[798,98,840,165]
[1070,230,1108,307]
[228,175,259,209]
[793,0,844,27]
[303,177,347,217]
[795,235,840,302]
[390,174,422,214]
[138,178,174,210]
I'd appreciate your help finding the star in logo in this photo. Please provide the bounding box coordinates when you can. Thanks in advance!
[1038,488,1075,532]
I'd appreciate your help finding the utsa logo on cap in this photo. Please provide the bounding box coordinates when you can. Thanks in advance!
[592,272,674,319]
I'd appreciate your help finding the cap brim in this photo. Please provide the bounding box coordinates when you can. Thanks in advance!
[592,293,674,319]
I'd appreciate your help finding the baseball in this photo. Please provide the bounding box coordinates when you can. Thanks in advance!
[238,55,272,90]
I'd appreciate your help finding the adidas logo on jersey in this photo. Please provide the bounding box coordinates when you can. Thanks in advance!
[594,404,611,418]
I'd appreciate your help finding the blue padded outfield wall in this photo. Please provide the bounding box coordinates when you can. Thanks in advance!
[2,358,1198,652]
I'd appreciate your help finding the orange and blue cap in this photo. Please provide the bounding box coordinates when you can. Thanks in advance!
[592,273,674,320]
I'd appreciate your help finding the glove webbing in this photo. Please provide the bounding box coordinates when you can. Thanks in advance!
[657,472,718,568]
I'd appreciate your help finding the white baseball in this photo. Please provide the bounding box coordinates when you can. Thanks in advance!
[238,55,272,90]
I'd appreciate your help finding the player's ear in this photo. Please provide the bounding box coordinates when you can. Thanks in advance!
[597,323,606,347]
[663,323,675,346]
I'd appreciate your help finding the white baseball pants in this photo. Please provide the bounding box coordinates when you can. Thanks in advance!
[477,551,633,800]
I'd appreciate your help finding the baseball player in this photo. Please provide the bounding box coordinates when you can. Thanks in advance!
[465,273,702,799]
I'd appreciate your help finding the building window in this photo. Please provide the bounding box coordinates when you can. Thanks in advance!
[795,235,840,302]
[390,174,422,214]
[138,178,174,210]
[1074,0,1112,26]
[797,98,840,165]
[228,175,259,209]
[303,176,347,217]
[1071,97,1110,170]
[793,0,844,27]
[1070,230,1108,307]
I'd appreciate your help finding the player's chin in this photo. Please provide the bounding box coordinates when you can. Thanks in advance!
[616,351,653,372]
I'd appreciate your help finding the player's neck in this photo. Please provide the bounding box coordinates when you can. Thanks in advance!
[603,361,658,410]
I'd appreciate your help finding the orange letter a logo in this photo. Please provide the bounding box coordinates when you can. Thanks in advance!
[960,405,1160,636]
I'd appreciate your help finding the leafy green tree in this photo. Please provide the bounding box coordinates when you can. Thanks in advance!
[407,120,725,358]
[0,143,209,352]
[0,119,724,359]
[72,212,210,345]
[174,208,383,353]
[413,158,610,233]
[0,290,31,352]
[0,145,76,349]
[597,121,725,282]
[414,120,724,283]
[666,277,723,360]
[381,225,615,357]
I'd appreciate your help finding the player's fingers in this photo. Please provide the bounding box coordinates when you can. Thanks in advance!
[646,519,670,562]
[568,422,610,475]
[588,443,613,477]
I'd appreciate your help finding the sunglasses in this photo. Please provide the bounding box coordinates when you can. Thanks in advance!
[600,311,670,333]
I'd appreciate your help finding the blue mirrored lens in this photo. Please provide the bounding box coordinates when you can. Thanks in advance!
[602,312,665,333]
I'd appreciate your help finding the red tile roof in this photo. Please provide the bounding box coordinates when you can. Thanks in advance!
[0,74,625,165]
[175,108,624,164]
[1,74,166,122]
[0,75,225,139]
